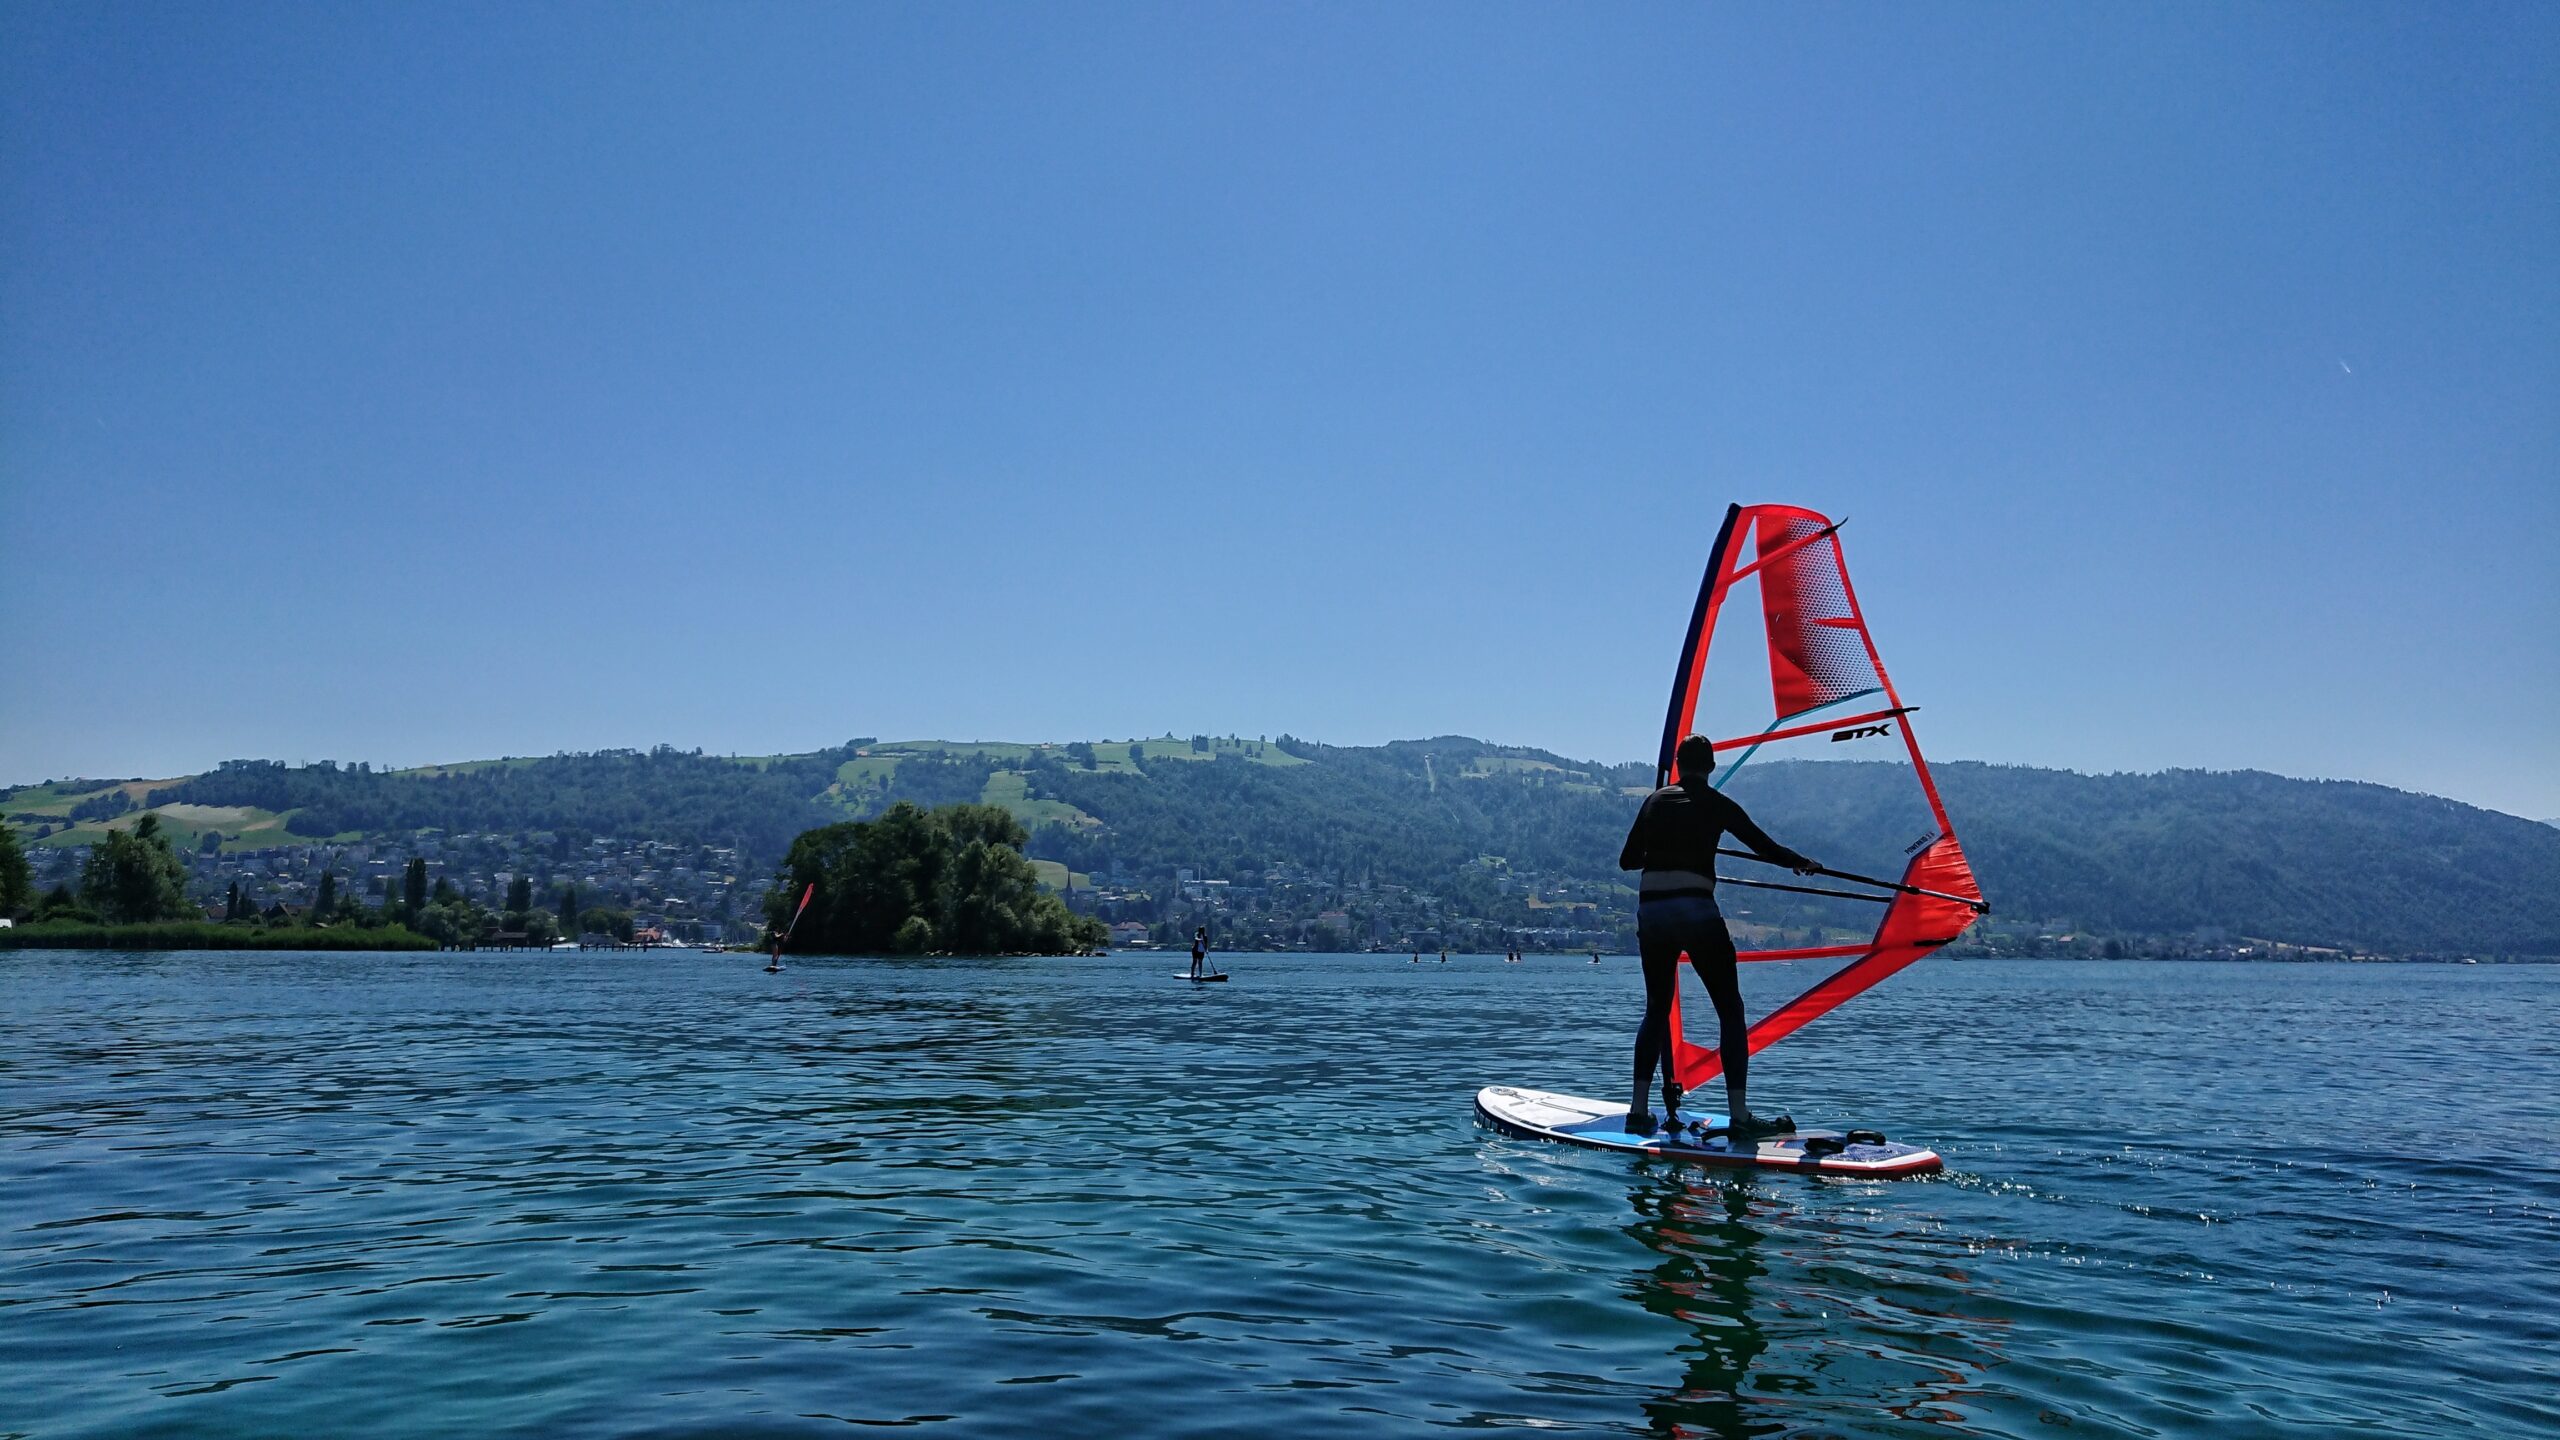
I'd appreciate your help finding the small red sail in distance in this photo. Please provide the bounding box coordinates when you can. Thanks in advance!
[782,883,816,942]
[1657,503,1989,1088]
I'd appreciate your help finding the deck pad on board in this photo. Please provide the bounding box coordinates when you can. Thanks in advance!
[1476,1084,1941,1177]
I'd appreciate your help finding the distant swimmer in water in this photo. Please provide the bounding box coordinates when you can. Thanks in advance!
[1190,926,1209,980]
[1618,734,1821,1138]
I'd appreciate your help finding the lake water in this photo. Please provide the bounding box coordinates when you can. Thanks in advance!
[3,951,2553,1439]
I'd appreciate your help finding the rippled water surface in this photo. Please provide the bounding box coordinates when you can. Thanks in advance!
[4,951,2554,1438]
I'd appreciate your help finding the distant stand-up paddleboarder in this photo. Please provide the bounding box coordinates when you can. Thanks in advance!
[1617,733,1822,1137]
[1190,926,1210,980]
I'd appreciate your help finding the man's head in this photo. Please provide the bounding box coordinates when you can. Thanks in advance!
[1674,734,1717,783]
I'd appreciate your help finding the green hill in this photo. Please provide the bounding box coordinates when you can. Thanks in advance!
[7,734,2554,955]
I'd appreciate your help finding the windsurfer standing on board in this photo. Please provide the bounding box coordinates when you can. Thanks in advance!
[1618,734,1820,1137]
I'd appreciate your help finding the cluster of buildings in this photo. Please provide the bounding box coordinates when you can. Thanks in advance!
[23,829,768,942]
[1066,861,1630,954]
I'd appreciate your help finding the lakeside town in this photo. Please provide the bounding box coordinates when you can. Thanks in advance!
[15,828,763,947]
[10,825,1629,953]
[7,823,2470,963]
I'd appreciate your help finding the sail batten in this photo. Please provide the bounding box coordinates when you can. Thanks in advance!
[1711,706,1913,753]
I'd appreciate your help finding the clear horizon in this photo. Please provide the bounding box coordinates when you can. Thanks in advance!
[5,6,2555,817]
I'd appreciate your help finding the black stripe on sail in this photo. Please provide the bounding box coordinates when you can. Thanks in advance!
[1659,503,1745,787]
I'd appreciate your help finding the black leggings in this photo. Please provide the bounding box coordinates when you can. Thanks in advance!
[1633,903,1747,1107]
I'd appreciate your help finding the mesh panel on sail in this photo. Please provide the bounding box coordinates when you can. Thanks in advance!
[1754,510,1882,720]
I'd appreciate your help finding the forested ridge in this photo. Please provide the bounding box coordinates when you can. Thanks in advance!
[15,736,2555,954]
[1017,741,2558,954]
[142,748,858,860]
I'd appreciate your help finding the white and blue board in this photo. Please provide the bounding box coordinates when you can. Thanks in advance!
[1475,1085,1941,1178]
[1173,971,1229,983]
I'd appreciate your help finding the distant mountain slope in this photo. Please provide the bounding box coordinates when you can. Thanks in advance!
[1934,764,2557,954]
[1015,741,2559,955]
[7,735,2554,954]
[27,748,862,860]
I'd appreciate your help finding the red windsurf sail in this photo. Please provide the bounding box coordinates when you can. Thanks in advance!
[782,883,816,944]
[1656,503,1988,1087]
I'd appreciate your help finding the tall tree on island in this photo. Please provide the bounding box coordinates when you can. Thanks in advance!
[0,825,32,919]
[403,857,428,915]
[559,881,579,934]
[314,870,337,916]
[78,814,194,923]
[506,874,533,913]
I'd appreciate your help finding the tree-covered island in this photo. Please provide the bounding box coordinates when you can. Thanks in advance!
[764,802,1106,955]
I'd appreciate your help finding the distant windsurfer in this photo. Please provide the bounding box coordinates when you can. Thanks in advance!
[770,882,813,974]
[1617,734,1820,1137]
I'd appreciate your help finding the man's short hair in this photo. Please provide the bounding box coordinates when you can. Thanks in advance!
[1674,734,1717,779]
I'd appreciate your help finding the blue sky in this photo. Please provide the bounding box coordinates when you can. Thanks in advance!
[5,5,2555,817]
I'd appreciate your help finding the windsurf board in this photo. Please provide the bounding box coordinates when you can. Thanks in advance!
[1475,1084,1939,1177]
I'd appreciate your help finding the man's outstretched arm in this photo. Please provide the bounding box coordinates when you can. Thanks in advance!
[1718,795,1818,875]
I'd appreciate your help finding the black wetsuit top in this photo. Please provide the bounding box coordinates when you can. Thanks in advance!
[1618,783,1808,903]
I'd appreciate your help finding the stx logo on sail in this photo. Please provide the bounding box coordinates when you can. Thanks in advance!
[1830,723,1892,743]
